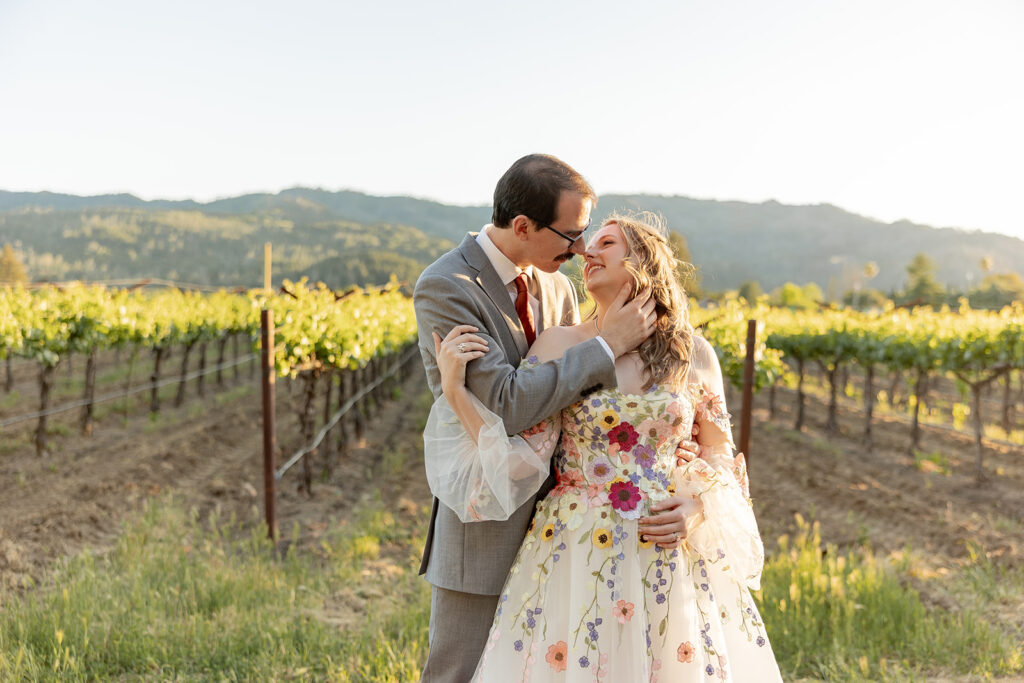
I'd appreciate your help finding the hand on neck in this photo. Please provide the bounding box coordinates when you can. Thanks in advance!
[593,306,609,336]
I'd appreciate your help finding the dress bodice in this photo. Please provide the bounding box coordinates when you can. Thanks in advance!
[547,384,697,520]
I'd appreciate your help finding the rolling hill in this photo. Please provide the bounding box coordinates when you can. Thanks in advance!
[1,188,1020,293]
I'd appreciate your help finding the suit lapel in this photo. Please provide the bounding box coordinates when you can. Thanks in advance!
[532,271,561,333]
[459,234,530,356]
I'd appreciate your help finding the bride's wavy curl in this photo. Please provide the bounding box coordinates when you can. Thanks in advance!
[603,211,694,391]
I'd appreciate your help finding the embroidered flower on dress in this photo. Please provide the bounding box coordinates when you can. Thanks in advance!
[676,641,695,663]
[586,484,610,508]
[541,524,555,542]
[607,422,639,453]
[586,456,616,484]
[608,479,642,514]
[665,400,685,422]
[545,641,568,672]
[592,527,612,548]
[633,443,657,468]
[637,417,674,447]
[521,419,549,437]
[613,599,635,623]
[554,467,585,492]
[598,409,620,429]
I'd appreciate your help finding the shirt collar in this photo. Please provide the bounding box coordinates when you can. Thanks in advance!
[476,225,534,286]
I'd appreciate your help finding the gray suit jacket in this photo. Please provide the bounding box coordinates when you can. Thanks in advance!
[414,233,618,595]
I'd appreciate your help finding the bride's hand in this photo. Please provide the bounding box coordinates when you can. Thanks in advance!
[432,326,489,395]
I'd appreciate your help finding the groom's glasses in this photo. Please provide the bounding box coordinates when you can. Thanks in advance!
[533,217,593,248]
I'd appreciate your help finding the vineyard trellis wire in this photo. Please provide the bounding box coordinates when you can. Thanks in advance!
[4,282,1022,536]
[274,343,420,481]
[0,351,257,428]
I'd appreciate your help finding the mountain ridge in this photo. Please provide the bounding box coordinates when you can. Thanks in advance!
[1,187,1020,292]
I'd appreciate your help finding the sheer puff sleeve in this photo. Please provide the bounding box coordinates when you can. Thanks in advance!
[423,357,561,523]
[673,335,765,590]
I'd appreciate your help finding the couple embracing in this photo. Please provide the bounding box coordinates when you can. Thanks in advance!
[413,155,781,682]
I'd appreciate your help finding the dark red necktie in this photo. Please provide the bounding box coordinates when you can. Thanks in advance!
[513,273,536,346]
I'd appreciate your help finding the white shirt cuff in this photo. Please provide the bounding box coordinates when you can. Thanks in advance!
[594,336,615,360]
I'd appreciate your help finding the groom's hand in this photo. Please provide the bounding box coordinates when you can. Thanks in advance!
[674,439,700,466]
[600,284,657,357]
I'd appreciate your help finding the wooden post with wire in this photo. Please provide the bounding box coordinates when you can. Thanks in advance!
[261,244,277,540]
[261,309,277,540]
[739,319,757,465]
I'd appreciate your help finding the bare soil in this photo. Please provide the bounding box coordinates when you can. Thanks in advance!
[1,361,1021,634]
[0,355,427,592]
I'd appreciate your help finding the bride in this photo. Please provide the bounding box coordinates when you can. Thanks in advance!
[425,212,781,682]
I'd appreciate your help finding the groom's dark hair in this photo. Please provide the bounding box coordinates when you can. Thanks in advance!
[492,154,596,229]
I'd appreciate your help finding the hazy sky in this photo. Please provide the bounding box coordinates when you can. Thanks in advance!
[1,0,1021,239]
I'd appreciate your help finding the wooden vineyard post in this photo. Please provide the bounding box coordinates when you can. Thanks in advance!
[298,371,318,496]
[322,369,335,478]
[35,361,56,457]
[337,369,351,459]
[794,358,806,431]
[261,309,277,541]
[80,347,97,436]
[150,347,165,414]
[367,358,379,416]
[739,320,756,465]
[197,341,208,398]
[233,334,241,381]
[863,363,876,451]
[216,333,228,387]
[354,365,367,441]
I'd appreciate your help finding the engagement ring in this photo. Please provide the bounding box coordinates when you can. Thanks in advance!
[457,343,467,353]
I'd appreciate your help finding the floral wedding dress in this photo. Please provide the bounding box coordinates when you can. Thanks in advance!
[424,336,782,682]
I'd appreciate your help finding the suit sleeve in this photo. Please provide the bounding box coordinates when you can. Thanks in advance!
[415,272,617,435]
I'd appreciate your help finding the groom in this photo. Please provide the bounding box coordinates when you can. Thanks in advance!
[413,154,659,682]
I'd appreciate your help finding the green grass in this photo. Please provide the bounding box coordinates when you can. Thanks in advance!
[0,495,432,681]
[756,514,1023,681]
[6,502,1020,681]
[4,375,1020,683]
[959,540,1024,611]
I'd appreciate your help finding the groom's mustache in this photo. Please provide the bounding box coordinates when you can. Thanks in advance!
[556,253,575,263]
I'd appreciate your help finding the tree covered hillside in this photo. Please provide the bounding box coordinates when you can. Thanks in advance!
[0,203,452,289]
[1,188,1021,293]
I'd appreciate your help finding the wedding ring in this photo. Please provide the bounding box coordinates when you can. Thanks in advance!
[457,343,467,353]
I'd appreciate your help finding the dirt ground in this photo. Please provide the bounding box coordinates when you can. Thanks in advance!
[1,357,1022,632]
[0,351,429,592]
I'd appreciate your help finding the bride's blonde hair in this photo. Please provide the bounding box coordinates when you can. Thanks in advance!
[602,211,694,391]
